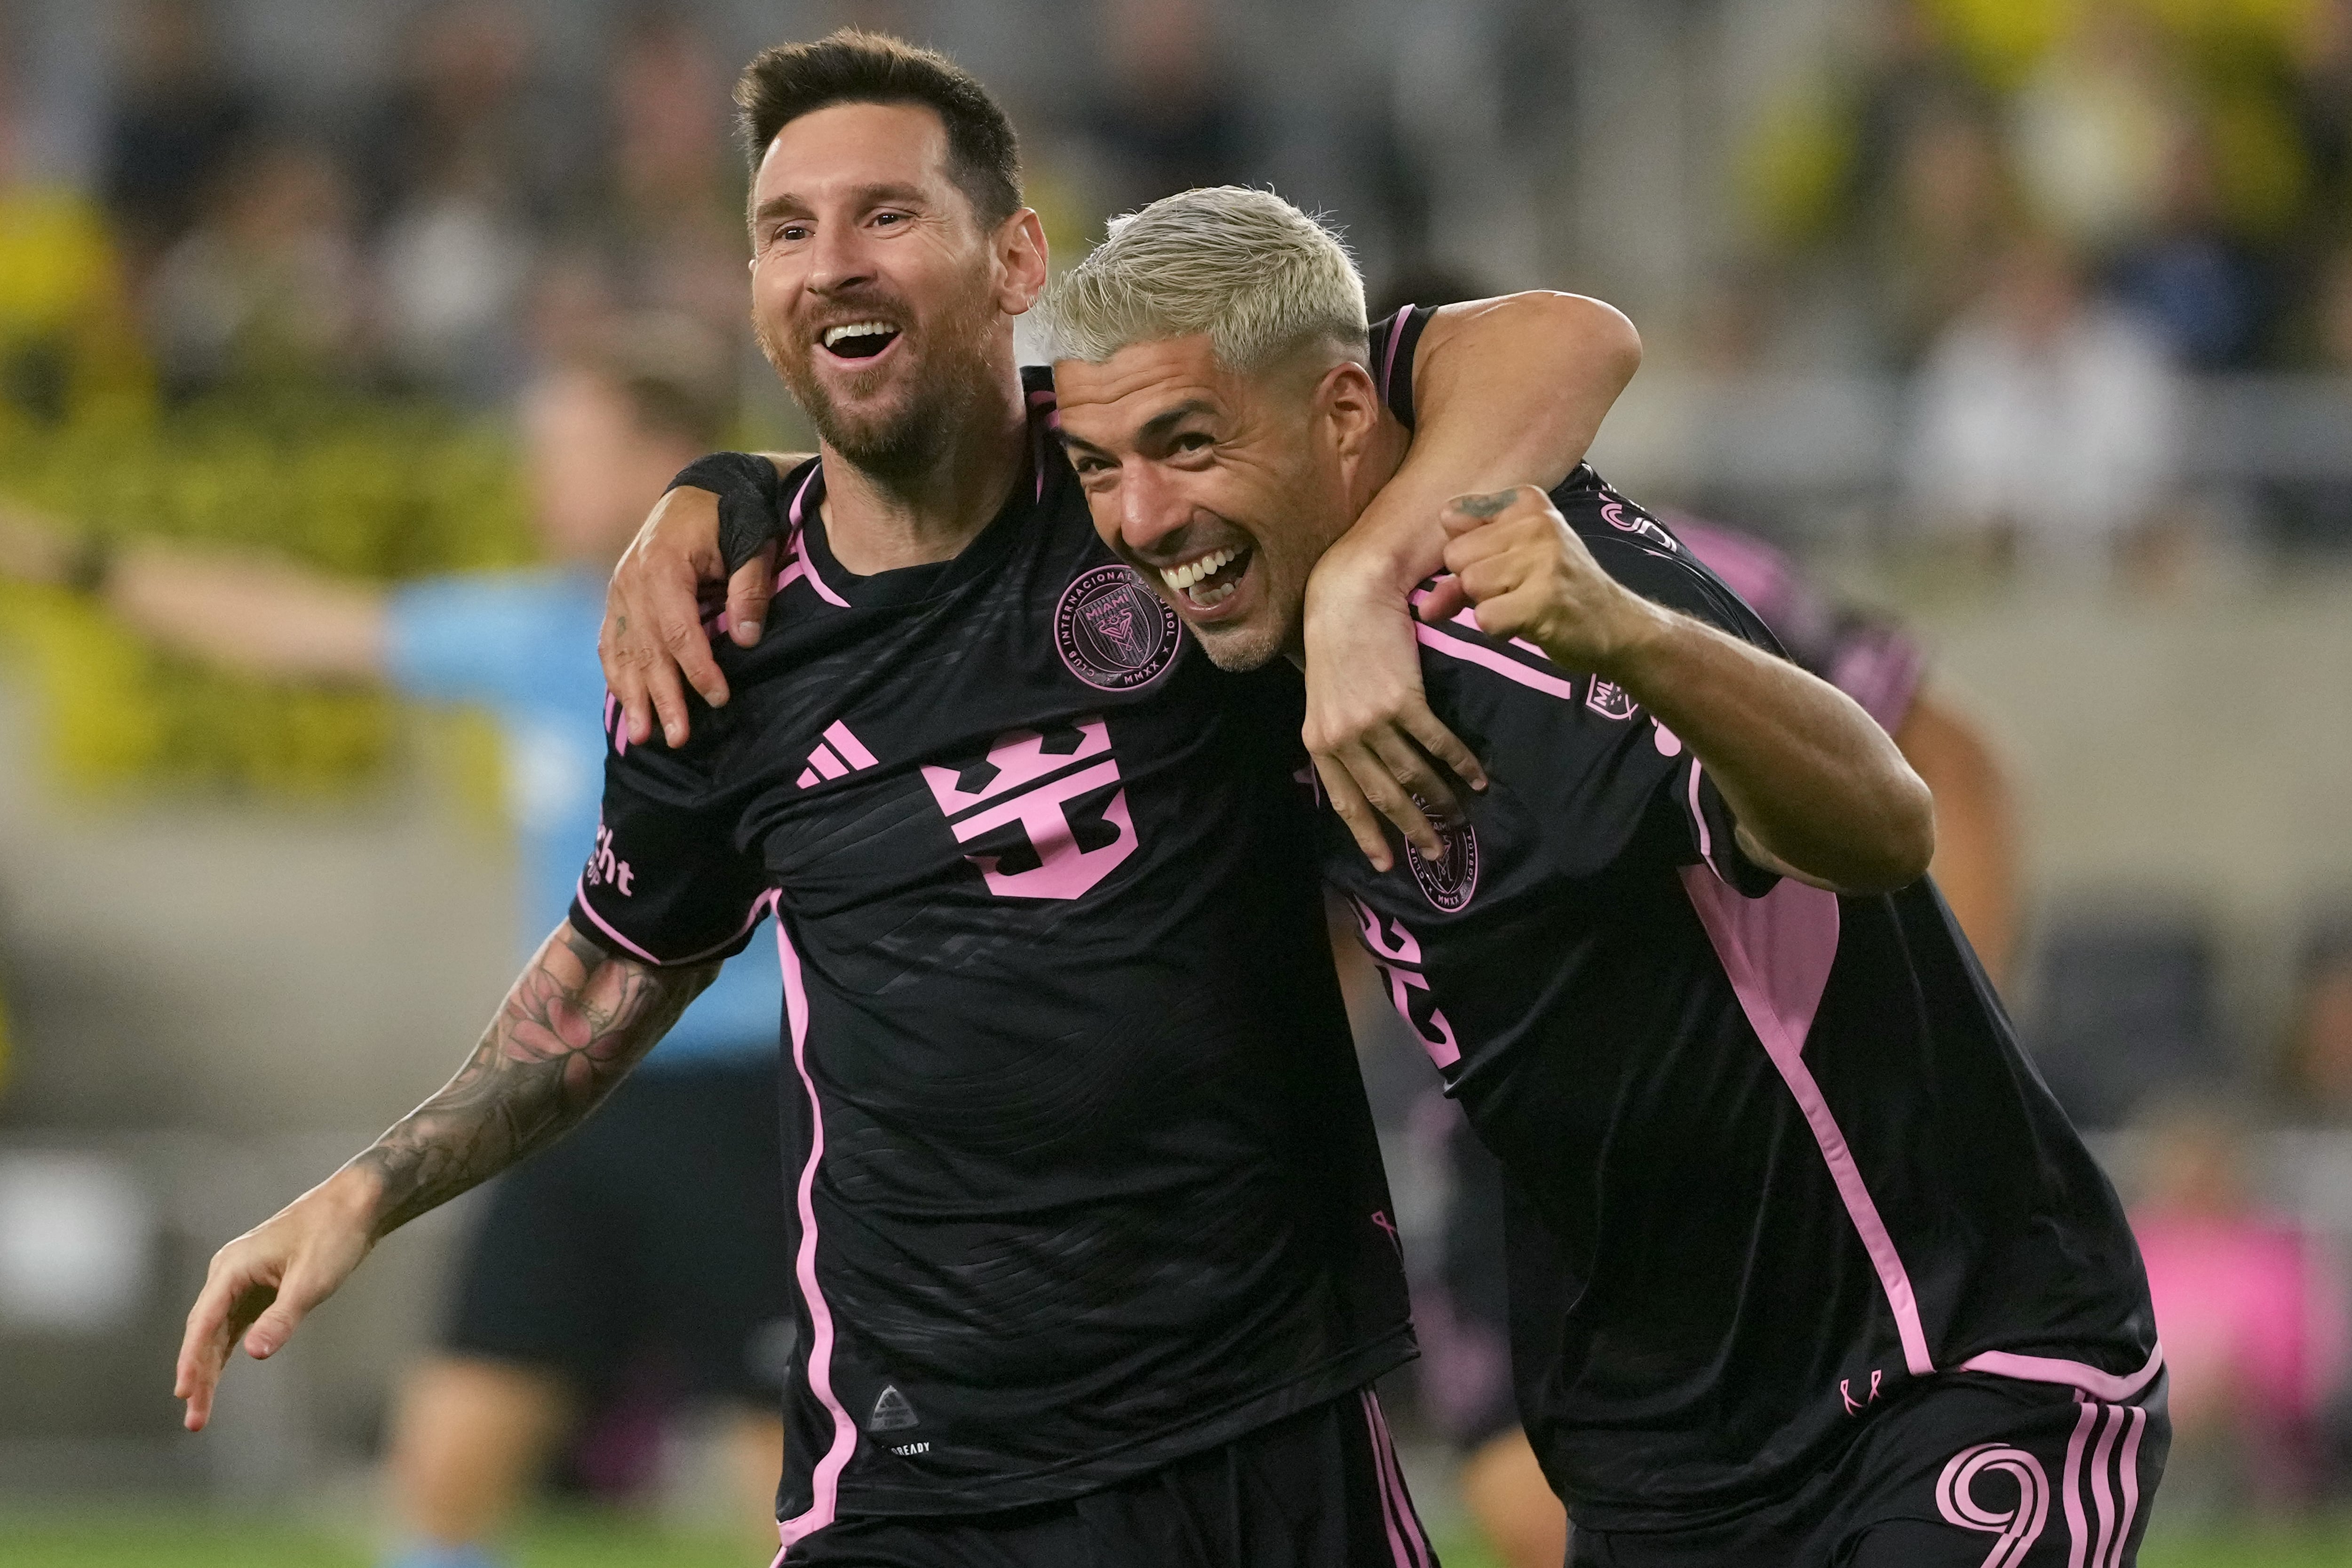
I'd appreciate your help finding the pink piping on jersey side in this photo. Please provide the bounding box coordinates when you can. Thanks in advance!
[2061,1401,2098,1568]
[1371,1388,1434,1568]
[1413,623,1580,701]
[776,922,859,1554]
[1679,866,1938,1378]
[822,720,877,769]
[784,468,850,608]
[1379,305,1411,408]
[1957,1342,2166,1403]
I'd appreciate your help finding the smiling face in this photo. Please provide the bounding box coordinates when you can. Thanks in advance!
[747,100,1042,479]
[1055,334,1379,671]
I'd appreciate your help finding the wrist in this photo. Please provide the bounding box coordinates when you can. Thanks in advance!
[1572,591,1678,687]
[317,1161,390,1238]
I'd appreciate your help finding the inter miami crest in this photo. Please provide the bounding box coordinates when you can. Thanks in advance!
[1055,564,1180,692]
[1406,815,1480,913]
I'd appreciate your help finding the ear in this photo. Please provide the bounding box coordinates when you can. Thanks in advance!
[1315,359,1383,459]
[995,208,1050,315]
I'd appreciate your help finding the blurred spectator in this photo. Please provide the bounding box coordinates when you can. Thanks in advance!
[1907,230,2182,578]
[143,138,375,404]
[359,1,572,406]
[2129,1098,2350,1511]
[2281,921,2352,1122]
[2109,117,2271,369]
[1075,0,1249,214]
[557,9,745,348]
[0,45,150,427]
[2008,5,2176,257]
[96,0,256,278]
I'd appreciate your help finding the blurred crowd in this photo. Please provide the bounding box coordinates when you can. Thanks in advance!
[1732,0,2352,566]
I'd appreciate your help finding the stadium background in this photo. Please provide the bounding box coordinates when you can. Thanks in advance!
[1,0,2350,1562]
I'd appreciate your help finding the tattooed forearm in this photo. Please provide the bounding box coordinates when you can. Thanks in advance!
[348,924,716,1235]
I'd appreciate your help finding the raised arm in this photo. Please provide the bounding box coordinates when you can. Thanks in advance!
[173,923,713,1431]
[1304,293,1642,870]
[0,503,387,682]
[1435,486,1934,893]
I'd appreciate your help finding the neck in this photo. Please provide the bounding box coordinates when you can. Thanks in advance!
[817,355,1029,575]
[1345,410,1412,519]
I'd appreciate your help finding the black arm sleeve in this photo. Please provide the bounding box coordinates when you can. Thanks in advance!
[667,453,788,576]
[569,700,774,966]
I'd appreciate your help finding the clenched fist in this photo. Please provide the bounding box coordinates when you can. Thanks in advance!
[1418,485,1667,676]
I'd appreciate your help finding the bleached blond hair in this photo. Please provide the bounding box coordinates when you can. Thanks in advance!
[1035,186,1369,374]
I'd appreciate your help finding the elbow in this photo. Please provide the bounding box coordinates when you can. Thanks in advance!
[1530,289,1643,390]
[1850,769,1938,894]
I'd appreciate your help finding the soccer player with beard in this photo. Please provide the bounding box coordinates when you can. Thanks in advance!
[1032,188,2166,1568]
[176,32,1647,1567]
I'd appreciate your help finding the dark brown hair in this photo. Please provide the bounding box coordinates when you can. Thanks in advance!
[734,29,1021,226]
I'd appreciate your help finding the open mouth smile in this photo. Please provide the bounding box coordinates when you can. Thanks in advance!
[818,321,903,362]
[1158,544,1254,611]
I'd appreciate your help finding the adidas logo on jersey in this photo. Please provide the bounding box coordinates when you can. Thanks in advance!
[797,721,879,789]
[868,1384,919,1433]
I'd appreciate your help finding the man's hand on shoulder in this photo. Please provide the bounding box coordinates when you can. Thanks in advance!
[601,454,808,748]
[1303,549,1488,874]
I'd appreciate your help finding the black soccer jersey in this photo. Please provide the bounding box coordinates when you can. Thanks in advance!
[1332,313,2158,1533]
[570,370,1413,1534]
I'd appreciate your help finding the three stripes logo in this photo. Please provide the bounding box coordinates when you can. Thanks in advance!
[798,721,878,789]
[1934,1401,2150,1568]
[867,1384,918,1433]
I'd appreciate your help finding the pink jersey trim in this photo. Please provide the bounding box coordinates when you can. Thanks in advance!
[782,468,850,608]
[1957,1341,2165,1403]
[1379,305,1412,410]
[1414,623,1581,701]
[573,880,776,969]
[776,923,858,1552]
[1680,868,1937,1377]
[572,876,662,966]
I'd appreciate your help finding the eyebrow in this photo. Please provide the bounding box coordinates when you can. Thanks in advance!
[752,182,934,226]
[1057,400,1216,459]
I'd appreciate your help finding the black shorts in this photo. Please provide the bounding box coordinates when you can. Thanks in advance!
[1570,1372,2170,1568]
[781,1388,1439,1568]
[442,1056,790,1406]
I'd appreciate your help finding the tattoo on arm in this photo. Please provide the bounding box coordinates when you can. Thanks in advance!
[1453,489,1519,519]
[350,924,715,1234]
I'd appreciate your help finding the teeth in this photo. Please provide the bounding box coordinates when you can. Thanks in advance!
[1193,579,1238,606]
[1159,546,1238,593]
[823,321,895,349]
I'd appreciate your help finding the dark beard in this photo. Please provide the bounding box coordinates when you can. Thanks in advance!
[757,284,1000,487]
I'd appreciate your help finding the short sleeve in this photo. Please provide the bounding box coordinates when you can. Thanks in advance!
[1572,490,1784,898]
[568,703,774,967]
[384,570,603,711]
